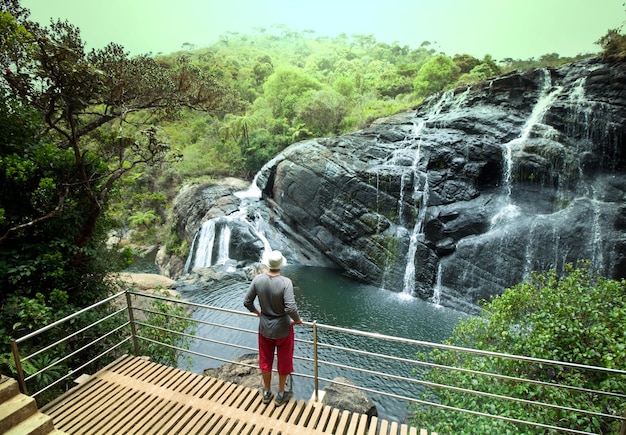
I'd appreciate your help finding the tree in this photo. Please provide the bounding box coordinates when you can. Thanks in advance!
[452,53,481,74]
[596,28,626,59]
[295,89,348,136]
[0,2,242,260]
[413,54,460,98]
[262,66,323,120]
[411,262,626,434]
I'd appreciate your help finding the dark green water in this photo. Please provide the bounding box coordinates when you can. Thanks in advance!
[178,265,469,423]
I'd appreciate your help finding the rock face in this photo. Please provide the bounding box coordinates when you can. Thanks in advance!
[251,58,626,308]
[171,179,337,279]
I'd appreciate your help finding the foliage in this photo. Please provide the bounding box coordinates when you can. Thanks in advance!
[0,2,239,396]
[0,1,243,257]
[413,55,461,97]
[411,262,626,434]
[0,89,119,315]
[137,289,196,368]
[596,28,626,59]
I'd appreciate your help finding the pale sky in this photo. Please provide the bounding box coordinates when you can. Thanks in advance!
[21,0,625,61]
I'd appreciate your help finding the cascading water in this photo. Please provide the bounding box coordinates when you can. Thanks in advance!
[400,90,467,296]
[183,178,274,274]
[502,69,563,199]
[401,136,427,296]
[431,263,443,306]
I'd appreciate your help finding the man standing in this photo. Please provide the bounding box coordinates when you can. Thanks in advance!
[244,250,303,406]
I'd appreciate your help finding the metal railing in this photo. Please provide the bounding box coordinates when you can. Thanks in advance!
[10,289,626,435]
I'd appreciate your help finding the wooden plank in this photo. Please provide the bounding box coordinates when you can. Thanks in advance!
[379,419,389,435]
[193,412,224,434]
[291,399,316,427]
[84,391,160,434]
[151,405,195,435]
[400,423,409,435]
[152,365,184,388]
[46,379,118,427]
[166,369,196,392]
[389,421,399,435]
[346,412,361,435]
[176,409,211,435]
[210,416,236,435]
[148,402,189,434]
[368,416,379,435]
[191,375,219,399]
[356,413,369,434]
[71,384,140,434]
[317,405,334,432]
[223,383,248,407]
[335,410,352,435]
[286,399,306,424]
[229,418,250,435]
[118,357,152,378]
[306,401,326,430]
[143,363,174,384]
[233,387,258,411]
[131,400,179,435]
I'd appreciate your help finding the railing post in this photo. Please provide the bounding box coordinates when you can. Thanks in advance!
[10,339,27,394]
[313,320,319,402]
[125,290,140,356]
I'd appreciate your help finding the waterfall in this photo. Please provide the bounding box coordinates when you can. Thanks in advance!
[402,142,428,295]
[502,70,563,198]
[184,180,274,274]
[184,218,232,272]
[215,222,231,265]
[430,263,443,306]
[400,91,460,296]
[589,189,605,272]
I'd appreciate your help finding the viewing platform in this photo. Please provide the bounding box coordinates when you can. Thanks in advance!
[40,355,430,435]
[9,290,624,434]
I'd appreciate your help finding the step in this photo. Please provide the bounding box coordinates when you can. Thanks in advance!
[0,377,20,403]
[4,412,56,435]
[0,394,38,433]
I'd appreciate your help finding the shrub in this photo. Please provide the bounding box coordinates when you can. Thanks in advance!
[411,262,626,434]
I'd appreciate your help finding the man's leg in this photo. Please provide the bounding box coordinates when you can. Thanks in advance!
[258,333,275,402]
[278,374,288,392]
[262,371,272,391]
[274,327,295,405]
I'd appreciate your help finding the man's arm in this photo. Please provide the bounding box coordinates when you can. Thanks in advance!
[243,280,260,315]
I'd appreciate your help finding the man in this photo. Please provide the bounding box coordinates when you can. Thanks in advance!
[244,250,303,406]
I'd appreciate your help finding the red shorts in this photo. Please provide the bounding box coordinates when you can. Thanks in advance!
[258,326,295,375]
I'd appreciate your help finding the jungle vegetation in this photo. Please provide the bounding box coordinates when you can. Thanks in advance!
[1,0,624,408]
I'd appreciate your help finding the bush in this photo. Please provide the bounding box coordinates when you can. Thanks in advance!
[411,262,626,434]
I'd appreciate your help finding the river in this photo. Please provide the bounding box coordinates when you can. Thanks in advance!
[175,265,470,424]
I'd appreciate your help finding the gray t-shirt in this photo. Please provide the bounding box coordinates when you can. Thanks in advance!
[244,273,301,339]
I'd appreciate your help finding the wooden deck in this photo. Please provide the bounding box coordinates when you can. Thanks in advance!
[41,355,431,435]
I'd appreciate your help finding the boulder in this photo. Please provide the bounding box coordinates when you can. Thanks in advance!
[322,377,378,419]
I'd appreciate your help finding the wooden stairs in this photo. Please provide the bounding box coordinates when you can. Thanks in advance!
[0,375,66,435]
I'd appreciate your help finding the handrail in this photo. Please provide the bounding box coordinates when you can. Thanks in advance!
[10,289,626,435]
